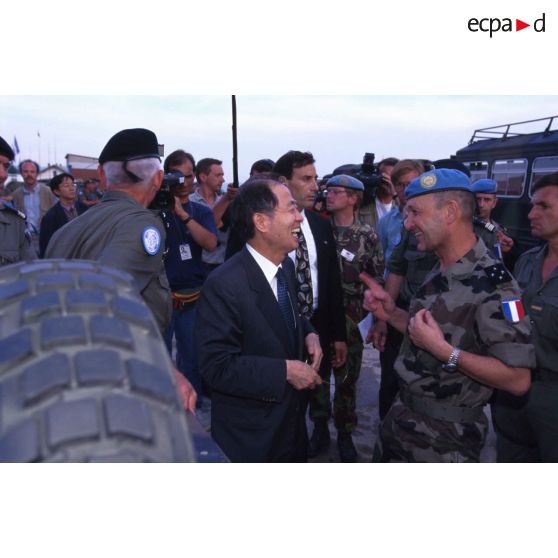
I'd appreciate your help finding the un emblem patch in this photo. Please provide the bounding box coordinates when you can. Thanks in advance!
[142,226,161,256]
[420,174,437,189]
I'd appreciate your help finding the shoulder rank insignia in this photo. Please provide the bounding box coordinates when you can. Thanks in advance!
[473,216,495,232]
[502,298,526,323]
[485,263,513,285]
[142,226,161,256]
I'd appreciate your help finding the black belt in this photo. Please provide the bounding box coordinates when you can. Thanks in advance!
[400,391,485,424]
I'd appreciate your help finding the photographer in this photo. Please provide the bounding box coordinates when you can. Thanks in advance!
[162,150,218,406]
[357,156,398,230]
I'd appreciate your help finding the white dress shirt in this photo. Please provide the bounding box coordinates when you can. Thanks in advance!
[246,243,280,300]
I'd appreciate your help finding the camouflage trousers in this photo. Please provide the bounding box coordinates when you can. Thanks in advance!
[373,395,488,462]
[309,317,363,433]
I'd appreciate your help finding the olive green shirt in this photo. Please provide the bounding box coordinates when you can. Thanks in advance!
[46,190,171,333]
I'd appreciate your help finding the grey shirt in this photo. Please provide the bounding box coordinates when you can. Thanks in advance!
[515,244,558,376]
[46,190,171,333]
[0,204,34,265]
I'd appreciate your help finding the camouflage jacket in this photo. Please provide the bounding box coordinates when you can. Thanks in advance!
[388,220,505,310]
[387,226,438,310]
[395,238,535,408]
[332,220,384,322]
[474,217,501,259]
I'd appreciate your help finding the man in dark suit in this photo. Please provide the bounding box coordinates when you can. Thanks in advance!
[39,173,88,257]
[195,178,323,462]
[273,151,347,458]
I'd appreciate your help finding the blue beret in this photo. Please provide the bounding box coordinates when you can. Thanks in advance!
[471,179,497,194]
[405,169,471,200]
[326,174,364,191]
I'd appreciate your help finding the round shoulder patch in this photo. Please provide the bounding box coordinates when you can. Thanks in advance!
[142,226,161,256]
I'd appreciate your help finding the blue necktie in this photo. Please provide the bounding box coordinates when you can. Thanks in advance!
[276,267,296,348]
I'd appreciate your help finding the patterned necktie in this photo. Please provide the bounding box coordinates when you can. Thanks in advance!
[295,230,313,319]
[276,267,296,348]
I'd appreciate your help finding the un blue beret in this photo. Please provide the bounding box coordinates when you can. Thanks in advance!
[405,169,471,200]
[326,174,364,191]
[471,179,497,194]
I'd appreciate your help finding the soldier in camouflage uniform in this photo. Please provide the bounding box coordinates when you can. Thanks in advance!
[321,174,384,461]
[376,189,517,420]
[471,179,516,265]
[361,169,535,462]
[0,136,33,267]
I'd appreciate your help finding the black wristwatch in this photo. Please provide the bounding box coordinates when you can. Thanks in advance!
[182,216,192,226]
[442,347,461,372]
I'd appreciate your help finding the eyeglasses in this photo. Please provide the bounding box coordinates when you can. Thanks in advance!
[325,188,348,196]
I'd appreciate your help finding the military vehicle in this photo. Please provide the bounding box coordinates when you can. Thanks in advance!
[452,115,558,254]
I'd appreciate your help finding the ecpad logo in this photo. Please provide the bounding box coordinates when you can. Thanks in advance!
[468,13,546,37]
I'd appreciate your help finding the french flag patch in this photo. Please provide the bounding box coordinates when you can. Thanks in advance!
[502,299,526,323]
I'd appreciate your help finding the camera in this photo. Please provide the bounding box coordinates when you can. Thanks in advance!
[149,171,185,212]
[332,153,388,207]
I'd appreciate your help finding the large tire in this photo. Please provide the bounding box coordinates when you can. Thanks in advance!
[0,260,196,462]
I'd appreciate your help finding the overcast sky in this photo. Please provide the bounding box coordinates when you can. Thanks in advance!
[1,95,557,182]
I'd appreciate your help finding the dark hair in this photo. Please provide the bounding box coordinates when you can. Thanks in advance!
[196,158,222,182]
[49,173,75,193]
[250,159,275,175]
[19,159,40,174]
[433,159,471,178]
[164,150,196,173]
[230,179,280,242]
[378,157,399,169]
[532,172,558,194]
[243,172,283,183]
[273,151,315,180]
[84,178,98,187]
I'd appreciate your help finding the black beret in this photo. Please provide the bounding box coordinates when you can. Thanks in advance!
[98,128,161,165]
[0,136,15,161]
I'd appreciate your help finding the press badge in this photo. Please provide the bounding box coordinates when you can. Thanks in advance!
[340,249,355,262]
[179,244,192,261]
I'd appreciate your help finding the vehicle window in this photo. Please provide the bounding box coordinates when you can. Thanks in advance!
[464,161,489,183]
[530,156,558,194]
[491,159,528,197]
